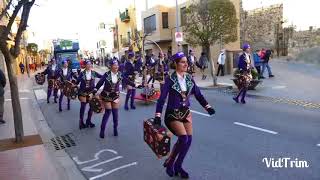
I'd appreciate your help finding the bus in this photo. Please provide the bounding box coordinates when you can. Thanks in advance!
[53,39,80,72]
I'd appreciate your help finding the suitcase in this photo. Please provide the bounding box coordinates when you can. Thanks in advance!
[143,118,172,159]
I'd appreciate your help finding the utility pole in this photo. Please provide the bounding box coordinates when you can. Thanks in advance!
[175,0,181,51]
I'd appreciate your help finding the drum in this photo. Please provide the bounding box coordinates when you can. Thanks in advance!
[64,81,78,100]
[143,118,172,159]
[141,87,156,98]
[89,96,103,113]
[35,73,45,85]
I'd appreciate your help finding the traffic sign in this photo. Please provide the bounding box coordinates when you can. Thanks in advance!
[175,32,183,42]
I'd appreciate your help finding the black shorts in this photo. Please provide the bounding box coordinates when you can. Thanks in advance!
[164,107,191,135]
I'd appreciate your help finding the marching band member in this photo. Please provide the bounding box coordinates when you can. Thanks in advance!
[156,52,169,91]
[95,59,138,138]
[154,52,215,178]
[76,60,102,129]
[42,58,59,104]
[233,43,253,104]
[123,51,138,110]
[146,54,157,88]
[58,60,75,112]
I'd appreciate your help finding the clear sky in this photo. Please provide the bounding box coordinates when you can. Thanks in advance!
[27,0,319,50]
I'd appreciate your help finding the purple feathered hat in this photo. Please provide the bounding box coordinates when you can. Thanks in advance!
[85,60,92,65]
[171,52,186,62]
[128,51,134,58]
[109,59,118,66]
[242,43,251,50]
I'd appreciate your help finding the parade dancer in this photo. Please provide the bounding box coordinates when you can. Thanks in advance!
[96,59,137,138]
[233,43,253,104]
[42,59,59,103]
[76,60,102,129]
[123,51,138,110]
[154,52,215,178]
[58,60,75,112]
[156,52,169,91]
[146,54,157,88]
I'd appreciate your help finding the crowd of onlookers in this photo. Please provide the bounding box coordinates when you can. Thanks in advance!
[253,48,274,79]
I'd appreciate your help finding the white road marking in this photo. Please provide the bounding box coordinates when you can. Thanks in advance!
[7,89,31,93]
[5,97,30,101]
[271,86,287,89]
[190,110,211,117]
[317,144,320,147]
[82,156,123,172]
[89,162,138,180]
[34,89,47,100]
[120,92,211,117]
[234,122,278,135]
[73,149,118,165]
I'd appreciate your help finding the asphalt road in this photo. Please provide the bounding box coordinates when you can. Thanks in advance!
[36,86,320,180]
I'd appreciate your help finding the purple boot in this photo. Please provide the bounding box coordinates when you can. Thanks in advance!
[67,98,71,110]
[100,109,111,138]
[47,87,52,103]
[130,89,136,109]
[79,102,87,129]
[174,135,192,179]
[124,89,131,110]
[112,109,119,136]
[86,108,95,128]
[163,135,188,177]
[59,93,63,112]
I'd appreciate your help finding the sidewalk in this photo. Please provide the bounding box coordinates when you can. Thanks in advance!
[0,73,85,180]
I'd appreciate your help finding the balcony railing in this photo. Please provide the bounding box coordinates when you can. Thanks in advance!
[120,9,130,22]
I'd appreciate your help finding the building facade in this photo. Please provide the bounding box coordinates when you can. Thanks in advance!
[113,5,141,57]
[141,0,241,67]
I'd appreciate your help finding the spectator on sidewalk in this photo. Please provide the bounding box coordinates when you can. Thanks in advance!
[198,52,209,80]
[253,50,262,79]
[19,62,25,74]
[0,68,6,124]
[216,49,226,76]
[261,49,274,78]
[187,50,196,76]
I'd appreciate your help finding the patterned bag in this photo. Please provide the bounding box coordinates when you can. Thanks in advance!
[143,118,172,159]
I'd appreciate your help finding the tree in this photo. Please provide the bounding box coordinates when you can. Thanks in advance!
[0,0,36,143]
[27,42,38,56]
[184,0,238,86]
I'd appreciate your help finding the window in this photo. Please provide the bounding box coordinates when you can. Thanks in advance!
[144,14,156,34]
[180,7,187,26]
[162,12,168,29]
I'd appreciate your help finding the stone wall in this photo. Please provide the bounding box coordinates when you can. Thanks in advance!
[240,3,284,52]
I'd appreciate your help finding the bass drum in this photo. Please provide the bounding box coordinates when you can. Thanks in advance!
[35,73,45,85]
[89,97,103,113]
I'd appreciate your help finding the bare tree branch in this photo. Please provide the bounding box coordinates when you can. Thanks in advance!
[12,0,35,57]
[1,0,27,41]
[0,0,13,21]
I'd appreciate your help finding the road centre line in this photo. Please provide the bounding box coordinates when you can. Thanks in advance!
[234,122,278,135]
[5,97,31,101]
